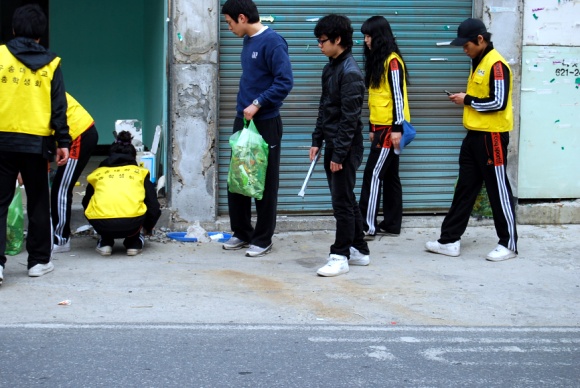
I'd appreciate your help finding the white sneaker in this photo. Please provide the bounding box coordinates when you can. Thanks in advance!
[0,266,4,286]
[53,240,71,253]
[317,254,349,277]
[28,262,54,277]
[486,245,517,262]
[349,247,370,266]
[425,240,461,257]
[127,235,145,256]
[96,240,113,256]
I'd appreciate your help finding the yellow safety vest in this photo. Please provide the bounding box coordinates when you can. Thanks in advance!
[0,45,61,136]
[65,93,94,140]
[367,53,411,125]
[464,49,513,132]
[85,165,149,220]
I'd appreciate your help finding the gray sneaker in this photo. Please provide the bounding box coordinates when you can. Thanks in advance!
[28,262,54,277]
[0,265,3,286]
[245,243,273,257]
[222,236,249,250]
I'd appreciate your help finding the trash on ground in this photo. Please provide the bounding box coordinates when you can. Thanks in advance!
[208,232,232,243]
[58,300,72,306]
[166,232,198,242]
[75,225,93,234]
[186,221,211,242]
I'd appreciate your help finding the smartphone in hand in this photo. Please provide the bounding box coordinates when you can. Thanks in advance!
[444,90,453,96]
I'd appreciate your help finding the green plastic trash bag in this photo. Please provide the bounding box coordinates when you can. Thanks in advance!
[6,185,24,256]
[227,119,269,200]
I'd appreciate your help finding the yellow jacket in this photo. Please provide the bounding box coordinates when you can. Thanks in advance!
[367,53,410,125]
[464,49,513,132]
[85,165,149,220]
[65,93,94,140]
[0,45,61,136]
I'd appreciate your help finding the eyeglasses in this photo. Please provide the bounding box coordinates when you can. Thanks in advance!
[317,38,330,45]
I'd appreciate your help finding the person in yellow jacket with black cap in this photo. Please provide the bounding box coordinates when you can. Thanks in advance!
[82,131,161,256]
[426,18,518,262]
[0,4,70,285]
[52,93,99,253]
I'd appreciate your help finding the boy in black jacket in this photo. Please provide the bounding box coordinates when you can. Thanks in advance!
[310,14,370,277]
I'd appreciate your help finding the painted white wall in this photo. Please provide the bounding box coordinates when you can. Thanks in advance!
[519,0,580,198]
[523,0,580,46]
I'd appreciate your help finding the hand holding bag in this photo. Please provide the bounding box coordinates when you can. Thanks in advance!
[395,120,417,154]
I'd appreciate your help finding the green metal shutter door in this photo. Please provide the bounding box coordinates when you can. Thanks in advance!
[218,0,472,214]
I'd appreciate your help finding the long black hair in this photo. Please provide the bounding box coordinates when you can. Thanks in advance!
[361,16,409,89]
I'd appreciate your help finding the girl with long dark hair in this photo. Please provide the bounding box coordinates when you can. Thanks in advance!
[358,15,411,239]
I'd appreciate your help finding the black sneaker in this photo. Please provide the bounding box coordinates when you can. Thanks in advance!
[377,226,400,236]
[363,232,376,241]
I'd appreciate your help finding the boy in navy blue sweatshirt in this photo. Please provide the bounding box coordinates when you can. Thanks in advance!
[221,0,293,257]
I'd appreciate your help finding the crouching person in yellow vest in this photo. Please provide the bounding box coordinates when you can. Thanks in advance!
[82,131,161,256]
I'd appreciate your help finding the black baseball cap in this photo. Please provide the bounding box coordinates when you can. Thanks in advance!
[450,18,487,46]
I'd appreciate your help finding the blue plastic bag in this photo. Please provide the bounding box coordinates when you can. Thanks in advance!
[398,120,416,153]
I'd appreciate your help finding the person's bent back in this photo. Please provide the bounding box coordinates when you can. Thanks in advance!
[82,131,161,256]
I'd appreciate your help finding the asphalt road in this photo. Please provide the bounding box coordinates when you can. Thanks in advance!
[1,324,578,387]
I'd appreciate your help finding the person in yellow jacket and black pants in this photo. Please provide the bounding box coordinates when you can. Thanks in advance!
[0,5,70,285]
[82,131,161,256]
[426,18,518,262]
[52,93,99,253]
[358,16,410,239]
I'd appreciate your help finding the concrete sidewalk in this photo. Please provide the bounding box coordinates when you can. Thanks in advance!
[1,222,578,327]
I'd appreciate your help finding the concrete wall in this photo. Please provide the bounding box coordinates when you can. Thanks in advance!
[169,0,220,226]
[477,0,523,196]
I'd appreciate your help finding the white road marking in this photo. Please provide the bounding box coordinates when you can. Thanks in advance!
[421,345,578,365]
[1,323,579,334]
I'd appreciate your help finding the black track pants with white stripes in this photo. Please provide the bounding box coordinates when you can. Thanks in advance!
[51,126,99,245]
[439,130,518,253]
